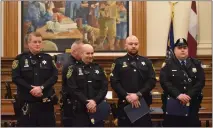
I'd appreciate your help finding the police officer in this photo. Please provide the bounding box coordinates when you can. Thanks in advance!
[160,38,205,127]
[12,32,58,127]
[110,35,156,127]
[60,40,83,126]
[66,44,108,127]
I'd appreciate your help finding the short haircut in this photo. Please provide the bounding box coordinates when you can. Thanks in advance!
[24,32,42,44]
[71,39,84,49]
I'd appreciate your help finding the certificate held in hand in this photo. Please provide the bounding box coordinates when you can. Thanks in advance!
[166,97,189,116]
[88,100,111,124]
[124,98,150,123]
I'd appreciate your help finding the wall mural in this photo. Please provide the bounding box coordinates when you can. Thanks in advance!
[22,1,129,53]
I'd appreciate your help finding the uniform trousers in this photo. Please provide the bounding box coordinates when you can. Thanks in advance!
[17,102,56,127]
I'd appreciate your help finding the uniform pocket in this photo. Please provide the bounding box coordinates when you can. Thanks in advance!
[92,76,102,89]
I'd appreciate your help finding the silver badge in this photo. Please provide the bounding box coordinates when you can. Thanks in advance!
[122,62,127,67]
[95,70,99,74]
[141,61,146,66]
[78,68,83,75]
[42,60,47,65]
[192,68,197,73]
[188,78,192,82]
[24,59,29,67]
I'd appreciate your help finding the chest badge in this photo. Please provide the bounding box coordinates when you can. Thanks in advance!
[24,59,29,67]
[42,60,47,65]
[95,70,99,74]
[78,68,83,75]
[192,68,197,73]
[141,61,146,66]
[122,62,128,67]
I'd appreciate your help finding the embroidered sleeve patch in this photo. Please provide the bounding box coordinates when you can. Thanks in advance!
[111,63,115,71]
[161,62,166,68]
[12,60,19,69]
[104,70,107,78]
[152,64,155,71]
[52,60,57,68]
[66,66,73,79]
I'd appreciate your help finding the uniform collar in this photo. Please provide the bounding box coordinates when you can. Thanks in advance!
[126,53,139,61]
[178,58,192,69]
[70,55,78,64]
[179,59,186,65]
[28,51,42,59]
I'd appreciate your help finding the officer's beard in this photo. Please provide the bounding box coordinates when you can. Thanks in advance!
[128,51,138,56]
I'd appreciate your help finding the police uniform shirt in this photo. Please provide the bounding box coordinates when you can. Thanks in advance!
[110,54,156,102]
[160,57,205,99]
[66,62,108,105]
[62,55,79,90]
[12,52,58,102]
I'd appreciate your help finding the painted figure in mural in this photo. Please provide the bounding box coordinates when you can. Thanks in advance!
[24,1,54,33]
[88,1,99,28]
[115,2,128,50]
[98,1,118,50]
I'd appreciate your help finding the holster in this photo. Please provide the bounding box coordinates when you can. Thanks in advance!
[50,93,58,105]
[12,94,22,117]
[161,93,168,113]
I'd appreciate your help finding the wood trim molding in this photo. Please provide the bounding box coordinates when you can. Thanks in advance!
[132,1,147,55]
[3,1,18,57]
[2,1,147,57]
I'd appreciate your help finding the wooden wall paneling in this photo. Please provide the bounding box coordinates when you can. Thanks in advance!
[132,1,147,56]
[2,55,212,99]
[3,1,18,57]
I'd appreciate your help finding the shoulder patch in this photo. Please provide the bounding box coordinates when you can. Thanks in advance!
[52,60,57,68]
[12,60,19,69]
[66,66,73,79]
[161,62,166,68]
[104,70,108,78]
[111,63,115,71]
[152,64,155,71]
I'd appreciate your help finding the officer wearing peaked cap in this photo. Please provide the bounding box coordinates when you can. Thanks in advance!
[12,32,58,127]
[160,38,205,127]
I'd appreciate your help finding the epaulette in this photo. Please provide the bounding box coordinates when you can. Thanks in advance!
[15,52,28,59]
[161,59,171,68]
[190,57,201,65]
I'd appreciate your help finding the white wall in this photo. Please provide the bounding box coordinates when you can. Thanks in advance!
[147,1,212,56]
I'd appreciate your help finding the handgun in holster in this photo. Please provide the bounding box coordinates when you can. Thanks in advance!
[161,93,168,112]
[12,94,22,117]
[110,103,118,119]
[42,93,58,105]
[59,91,65,109]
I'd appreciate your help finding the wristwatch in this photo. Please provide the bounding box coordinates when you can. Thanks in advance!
[136,92,142,97]
[40,86,44,90]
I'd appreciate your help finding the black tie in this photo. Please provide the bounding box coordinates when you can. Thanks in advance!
[181,61,186,70]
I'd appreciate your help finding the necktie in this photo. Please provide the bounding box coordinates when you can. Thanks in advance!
[181,61,185,66]
[181,61,186,70]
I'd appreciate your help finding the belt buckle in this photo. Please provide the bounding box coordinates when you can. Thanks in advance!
[42,98,50,103]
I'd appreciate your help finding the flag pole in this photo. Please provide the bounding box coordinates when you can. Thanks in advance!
[166,2,179,60]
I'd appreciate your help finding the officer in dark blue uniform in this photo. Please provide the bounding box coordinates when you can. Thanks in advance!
[60,40,83,126]
[160,38,205,127]
[110,35,156,127]
[66,44,108,127]
[12,32,58,127]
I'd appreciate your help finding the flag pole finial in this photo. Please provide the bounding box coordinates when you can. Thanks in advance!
[169,2,179,19]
